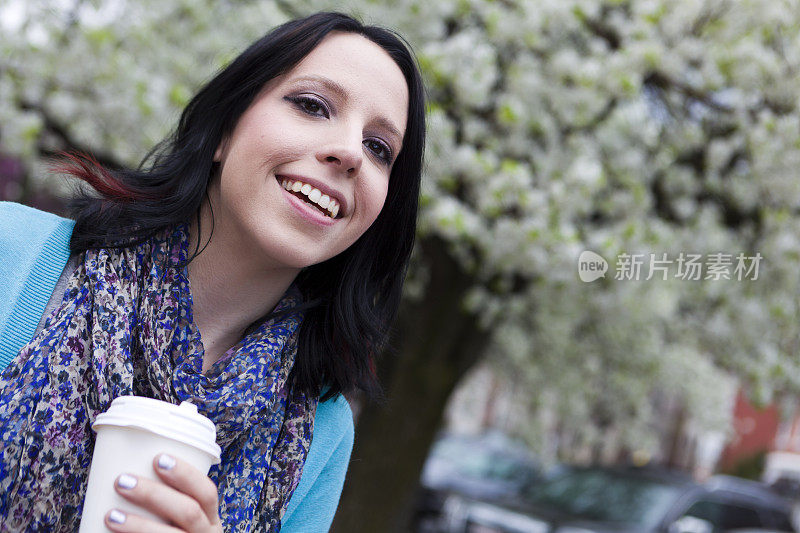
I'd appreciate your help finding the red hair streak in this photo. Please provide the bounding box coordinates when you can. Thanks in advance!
[51,151,154,201]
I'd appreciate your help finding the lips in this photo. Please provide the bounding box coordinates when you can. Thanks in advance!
[275,174,348,217]
[280,178,340,218]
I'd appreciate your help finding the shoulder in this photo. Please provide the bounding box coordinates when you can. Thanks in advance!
[0,201,71,228]
[0,201,75,291]
[0,202,75,266]
[281,394,354,528]
[312,393,355,456]
[295,392,354,485]
[0,202,75,369]
[316,393,354,430]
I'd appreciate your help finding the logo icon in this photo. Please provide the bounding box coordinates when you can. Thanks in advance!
[578,251,608,282]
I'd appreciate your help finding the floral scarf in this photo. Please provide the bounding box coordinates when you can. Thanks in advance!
[0,224,316,532]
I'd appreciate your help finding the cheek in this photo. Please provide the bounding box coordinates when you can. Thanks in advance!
[220,137,301,191]
[250,132,300,166]
[359,178,390,225]
[230,112,305,167]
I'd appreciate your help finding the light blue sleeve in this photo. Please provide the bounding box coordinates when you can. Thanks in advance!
[0,202,74,370]
[282,394,354,532]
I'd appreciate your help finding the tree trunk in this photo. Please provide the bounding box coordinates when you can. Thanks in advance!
[331,236,487,533]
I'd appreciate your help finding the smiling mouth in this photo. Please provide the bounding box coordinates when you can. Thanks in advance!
[278,177,341,219]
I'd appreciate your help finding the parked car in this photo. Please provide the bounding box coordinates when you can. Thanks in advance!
[412,432,543,532]
[437,466,795,533]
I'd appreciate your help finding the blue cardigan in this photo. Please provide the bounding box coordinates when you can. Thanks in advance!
[0,201,352,531]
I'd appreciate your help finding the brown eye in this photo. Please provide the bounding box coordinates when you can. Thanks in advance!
[303,100,322,114]
[364,139,392,165]
[286,95,330,118]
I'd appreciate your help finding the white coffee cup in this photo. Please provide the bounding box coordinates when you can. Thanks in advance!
[78,396,222,532]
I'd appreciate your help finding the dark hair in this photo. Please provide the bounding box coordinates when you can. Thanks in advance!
[61,12,426,401]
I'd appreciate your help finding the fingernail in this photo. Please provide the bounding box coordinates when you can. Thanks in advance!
[158,453,176,470]
[109,509,127,524]
[117,474,137,489]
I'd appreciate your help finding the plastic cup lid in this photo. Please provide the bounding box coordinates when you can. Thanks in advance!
[92,396,221,464]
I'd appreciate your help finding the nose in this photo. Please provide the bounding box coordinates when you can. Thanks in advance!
[316,135,363,175]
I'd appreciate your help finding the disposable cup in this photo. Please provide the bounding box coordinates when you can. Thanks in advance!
[78,396,222,532]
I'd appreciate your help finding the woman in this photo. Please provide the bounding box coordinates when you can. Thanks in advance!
[0,11,425,532]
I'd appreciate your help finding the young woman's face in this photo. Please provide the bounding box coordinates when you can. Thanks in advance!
[211,32,409,272]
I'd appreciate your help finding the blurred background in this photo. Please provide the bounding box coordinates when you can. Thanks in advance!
[2,0,800,531]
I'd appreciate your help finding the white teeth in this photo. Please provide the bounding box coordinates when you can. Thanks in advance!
[281,177,341,218]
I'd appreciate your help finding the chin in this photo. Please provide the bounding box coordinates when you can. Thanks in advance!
[270,246,336,271]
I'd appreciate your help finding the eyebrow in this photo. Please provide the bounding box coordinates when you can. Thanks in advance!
[292,75,404,146]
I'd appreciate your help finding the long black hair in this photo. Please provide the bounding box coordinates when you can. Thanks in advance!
[63,12,426,401]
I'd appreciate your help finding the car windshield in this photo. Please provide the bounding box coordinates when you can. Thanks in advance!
[429,435,536,482]
[526,469,683,526]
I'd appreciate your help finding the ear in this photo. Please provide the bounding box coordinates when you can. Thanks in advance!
[213,138,228,163]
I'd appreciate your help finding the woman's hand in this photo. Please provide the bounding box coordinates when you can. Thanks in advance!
[103,453,223,533]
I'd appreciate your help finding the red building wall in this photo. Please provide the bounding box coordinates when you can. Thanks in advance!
[718,390,779,472]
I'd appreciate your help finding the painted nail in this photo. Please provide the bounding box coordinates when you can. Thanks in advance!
[117,474,137,489]
[108,509,127,524]
[158,453,176,470]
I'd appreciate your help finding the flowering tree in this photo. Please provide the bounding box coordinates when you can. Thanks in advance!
[2,0,800,530]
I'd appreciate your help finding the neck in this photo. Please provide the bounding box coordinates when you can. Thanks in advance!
[187,199,301,372]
